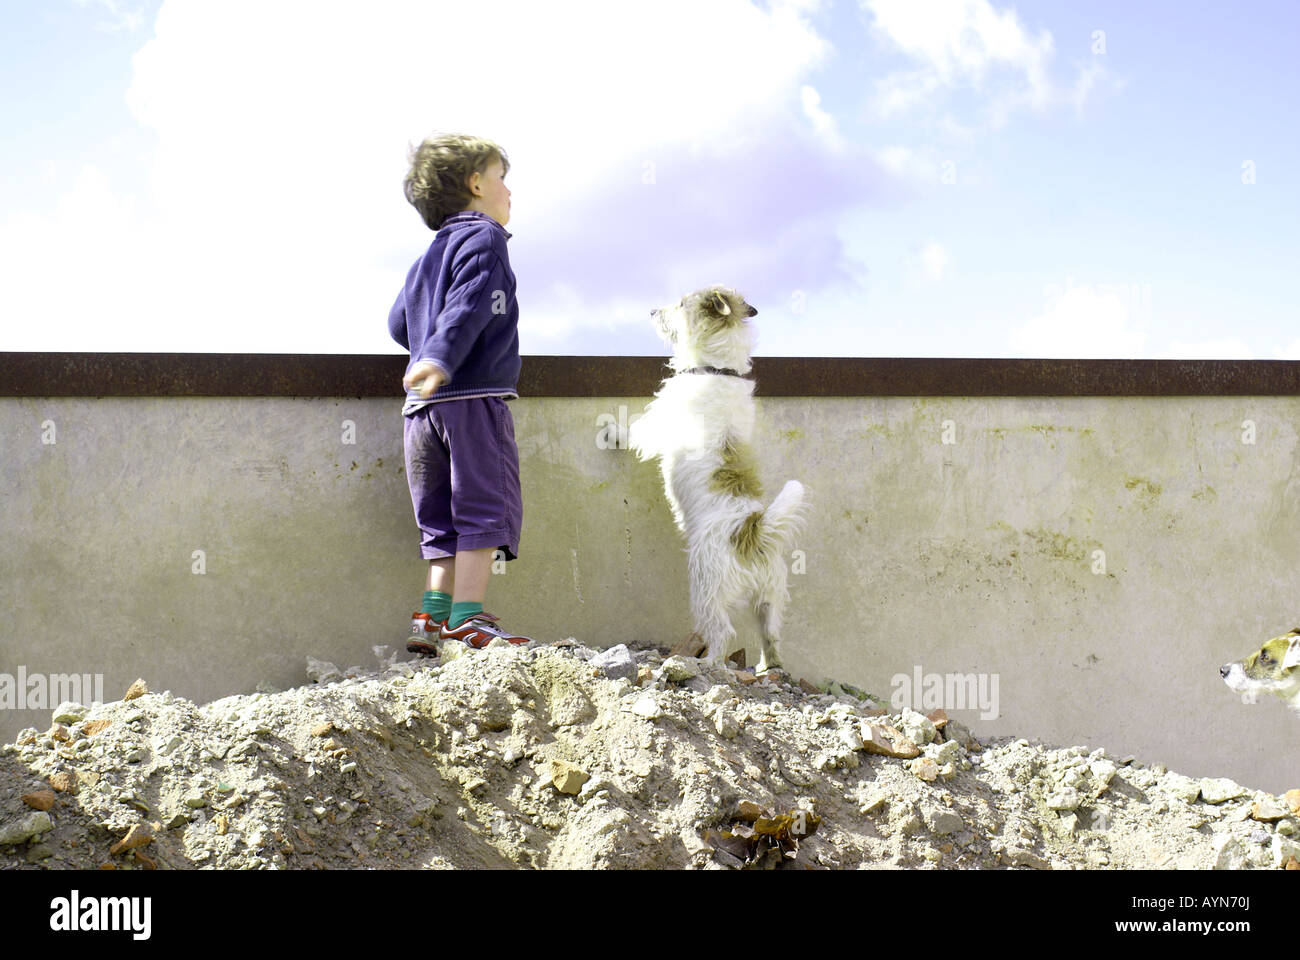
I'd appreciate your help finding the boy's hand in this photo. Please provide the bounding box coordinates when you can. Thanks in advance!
[404,361,448,398]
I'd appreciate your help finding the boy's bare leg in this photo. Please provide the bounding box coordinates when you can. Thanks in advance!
[451,546,495,605]
[426,557,455,595]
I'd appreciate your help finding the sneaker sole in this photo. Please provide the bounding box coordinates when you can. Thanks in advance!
[441,632,532,649]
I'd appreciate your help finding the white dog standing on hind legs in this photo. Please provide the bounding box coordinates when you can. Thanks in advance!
[629,285,807,675]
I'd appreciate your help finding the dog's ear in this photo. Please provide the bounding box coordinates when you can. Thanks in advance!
[1284,637,1300,670]
[707,292,732,318]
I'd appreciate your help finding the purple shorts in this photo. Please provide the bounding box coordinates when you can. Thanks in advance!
[403,397,522,561]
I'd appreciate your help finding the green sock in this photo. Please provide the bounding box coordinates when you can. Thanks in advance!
[422,590,452,622]
[449,601,484,629]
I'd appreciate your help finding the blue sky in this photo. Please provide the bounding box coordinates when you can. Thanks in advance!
[1,0,1297,359]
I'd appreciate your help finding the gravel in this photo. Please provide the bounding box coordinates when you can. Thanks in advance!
[2,637,1297,870]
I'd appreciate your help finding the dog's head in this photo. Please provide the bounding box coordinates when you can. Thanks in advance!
[651,286,757,374]
[1220,628,1300,706]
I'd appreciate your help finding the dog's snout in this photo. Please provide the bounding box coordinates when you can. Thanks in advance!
[650,308,660,318]
[747,305,757,318]
[1220,664,1231,678]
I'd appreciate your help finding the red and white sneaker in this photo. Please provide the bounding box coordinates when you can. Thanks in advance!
[439,612,532,649]
[407,612,446,656]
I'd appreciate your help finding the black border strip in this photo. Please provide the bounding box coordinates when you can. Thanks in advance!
[3,354,1300,397]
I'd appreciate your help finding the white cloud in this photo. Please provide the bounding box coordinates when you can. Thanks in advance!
[1009,282,1146,358]
[800,85,841,147]
[75,0,146,33]
[870,144,980,186]
[899,239,950,288]
[920,241,949,280]
[862,0,1104,125]
[873,144,937,181]
[3,0,838,352]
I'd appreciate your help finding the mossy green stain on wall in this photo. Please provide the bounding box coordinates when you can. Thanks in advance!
[1124,476,1162,501]
[1022,527,1098,564]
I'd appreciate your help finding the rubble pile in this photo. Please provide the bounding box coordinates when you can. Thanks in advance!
[3,637,1297,870]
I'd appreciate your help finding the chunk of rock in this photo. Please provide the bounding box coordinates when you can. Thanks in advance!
[1251,798,1289,822]
[440,641,469,664]
[1212,833,1249,870]
[52,702,87,725]
[713,709,740,739]
[0,812,54,845]
[21,790,55,812]
[928,810,964,836]
[549,760,590,795]
[901,708,937,746]
[81,718,111,737]
[1002,846,1050,870]
[861,723,921,759]
[661,656,700,682]
[305,657,341,683]
[1200,778,1247,804]
[109,823,154,856]
[910,757,940,782]
[1046,787,1082,812]
[630,696,660,719]
[590,644,638,681]
[1089,760,1118,790]
[1272,835,1300,869]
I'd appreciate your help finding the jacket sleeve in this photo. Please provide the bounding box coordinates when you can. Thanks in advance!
[415,245,509,379]
[387,289,409,350]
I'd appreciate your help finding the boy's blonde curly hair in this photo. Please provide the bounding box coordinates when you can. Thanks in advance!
[403,133,510,231]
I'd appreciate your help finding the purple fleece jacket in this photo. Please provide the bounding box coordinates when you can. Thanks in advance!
[388,211,520,413]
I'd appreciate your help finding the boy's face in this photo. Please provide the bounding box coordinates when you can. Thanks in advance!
[467,159,510,226]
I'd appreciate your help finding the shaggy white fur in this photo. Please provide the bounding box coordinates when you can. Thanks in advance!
[629,286,806,674]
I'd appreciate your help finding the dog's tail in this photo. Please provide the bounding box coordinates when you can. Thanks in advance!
[764,480,806,551]
[732,480,807,563]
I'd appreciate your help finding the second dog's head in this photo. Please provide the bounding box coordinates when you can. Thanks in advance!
[651,286,758,374]
[1220,628,1300,707]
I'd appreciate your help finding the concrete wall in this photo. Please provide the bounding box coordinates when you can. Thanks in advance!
[2,394,1297,793]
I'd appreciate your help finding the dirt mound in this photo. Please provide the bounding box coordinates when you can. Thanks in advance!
[3,637,1297,870]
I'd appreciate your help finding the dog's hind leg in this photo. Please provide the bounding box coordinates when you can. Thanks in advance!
[754,562,790,675]
[689,578,736,664]
[755,601,781,674]
[686,533,739,663]
[695,604,736,664]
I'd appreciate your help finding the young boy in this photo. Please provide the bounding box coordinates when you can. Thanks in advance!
[388,133,529,652]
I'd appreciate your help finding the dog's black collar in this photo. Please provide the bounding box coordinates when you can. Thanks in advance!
[682,366,749,378]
